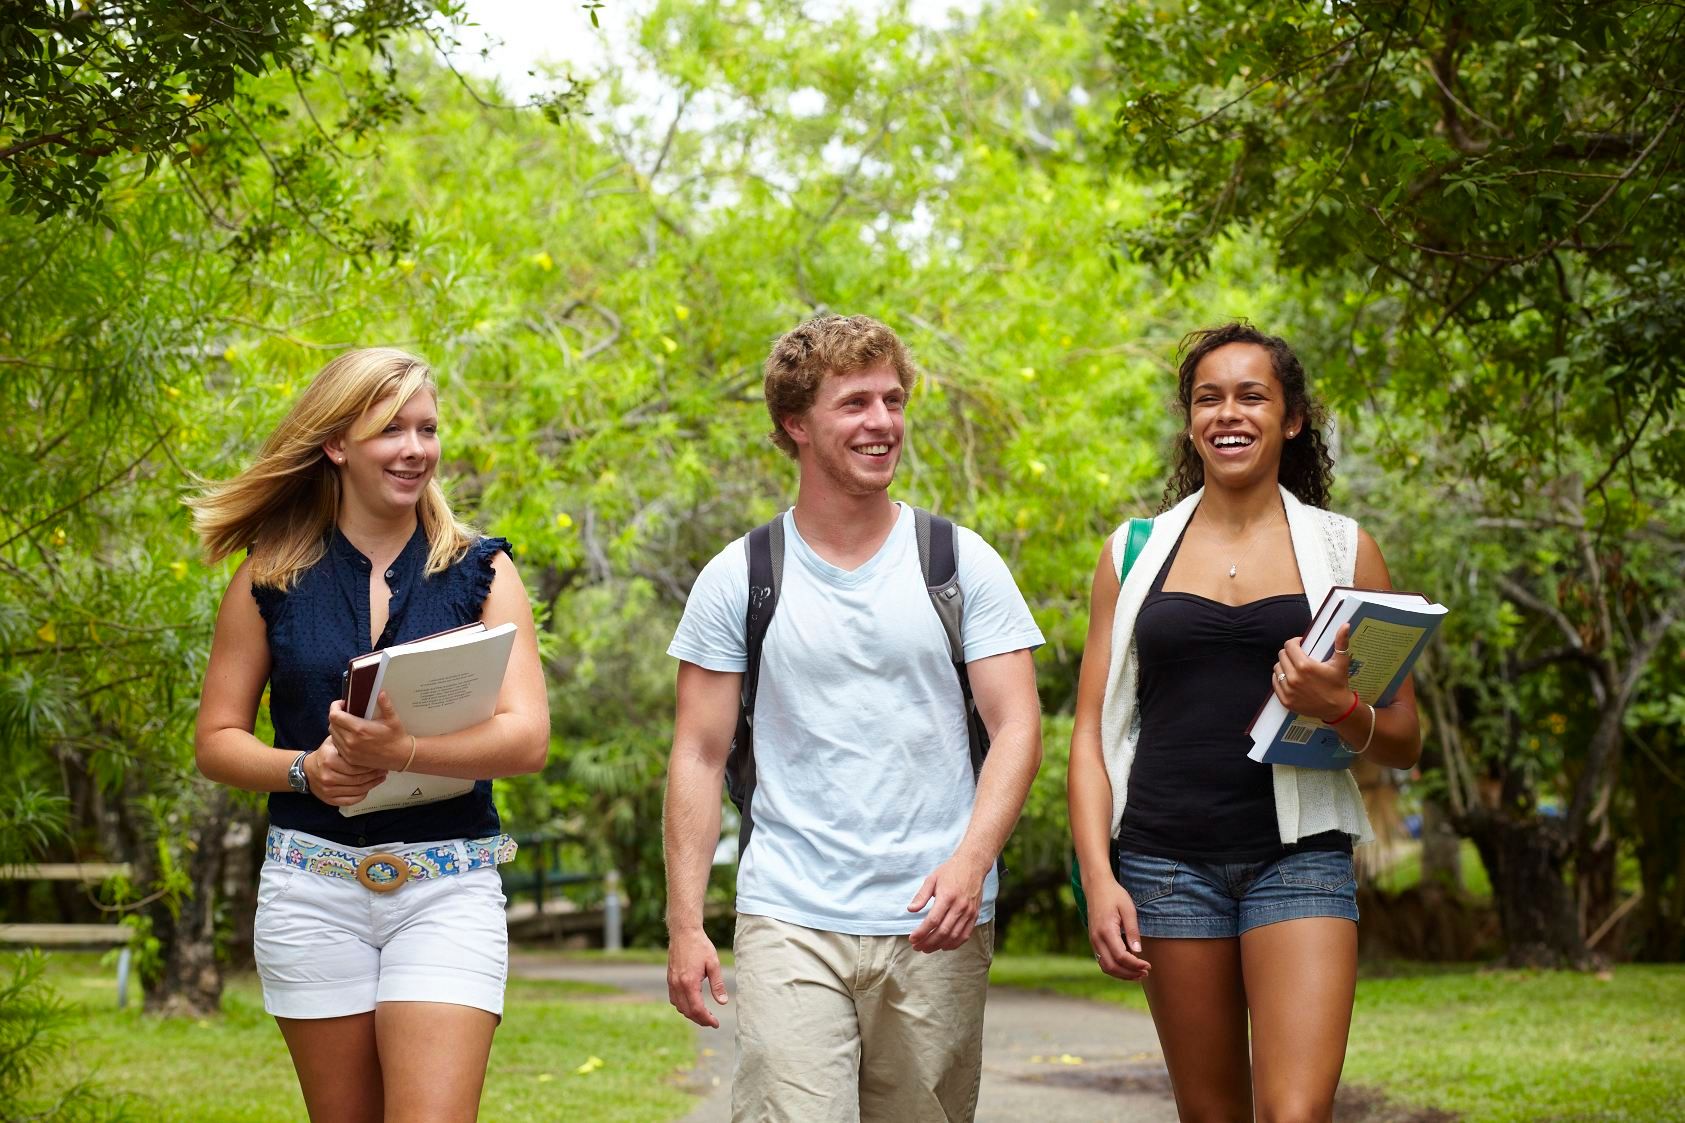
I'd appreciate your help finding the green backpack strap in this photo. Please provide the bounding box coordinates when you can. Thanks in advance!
[1072,517,1154,931]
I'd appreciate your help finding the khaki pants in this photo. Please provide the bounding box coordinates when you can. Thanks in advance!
[730,914,994,1123]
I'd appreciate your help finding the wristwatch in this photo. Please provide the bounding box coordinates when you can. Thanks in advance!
[287,750,311,795]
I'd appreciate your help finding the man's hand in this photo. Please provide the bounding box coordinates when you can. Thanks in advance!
[1085,878,1151,981]
[906,852,989,953]
[667,927,729,1028]
[302,737,388,806]
[326,692,410,771]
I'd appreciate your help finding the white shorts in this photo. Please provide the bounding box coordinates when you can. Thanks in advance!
[253,831,510,1020]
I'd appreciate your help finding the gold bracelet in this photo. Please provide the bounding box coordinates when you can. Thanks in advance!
[1352,704,1378,754]
[401,734,417,772]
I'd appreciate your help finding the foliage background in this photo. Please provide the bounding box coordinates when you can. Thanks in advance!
[2,6,1681,1103]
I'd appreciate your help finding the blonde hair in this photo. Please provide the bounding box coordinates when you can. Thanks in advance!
[762,314,917,459]
[188,347,477,589]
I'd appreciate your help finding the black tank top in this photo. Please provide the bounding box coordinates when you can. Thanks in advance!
[1116,523,1350,862]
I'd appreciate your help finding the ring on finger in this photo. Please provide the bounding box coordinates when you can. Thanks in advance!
[1276,671,1287,682]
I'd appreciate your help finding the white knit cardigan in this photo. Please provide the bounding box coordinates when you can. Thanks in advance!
[1099,485,1375,846]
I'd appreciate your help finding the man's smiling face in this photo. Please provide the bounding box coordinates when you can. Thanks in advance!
[785,362,907,497]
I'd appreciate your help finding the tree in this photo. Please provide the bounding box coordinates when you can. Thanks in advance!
[0,1,583,1018]
[1104,0,1685,965]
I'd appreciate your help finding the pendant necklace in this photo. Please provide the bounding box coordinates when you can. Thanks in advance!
[1220,510,1281,579]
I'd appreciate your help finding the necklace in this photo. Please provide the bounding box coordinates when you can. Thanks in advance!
[1214,509,1281,579]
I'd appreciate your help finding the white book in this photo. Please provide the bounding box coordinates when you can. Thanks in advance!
[338,621,518,817]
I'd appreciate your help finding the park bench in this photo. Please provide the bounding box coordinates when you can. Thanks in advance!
[501,835,624,949]
[0,862,137,1009]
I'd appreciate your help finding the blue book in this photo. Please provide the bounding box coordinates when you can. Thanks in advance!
[1247,587,1447,769]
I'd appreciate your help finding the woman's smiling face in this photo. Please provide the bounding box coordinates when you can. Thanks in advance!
[1186,342,1300,490]
[329,389,439,514]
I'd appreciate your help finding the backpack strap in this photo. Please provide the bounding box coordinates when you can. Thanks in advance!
[916,508,1005,878]
[728,515,784,858]
[1118,517,1154,584]
[916,507,966,667]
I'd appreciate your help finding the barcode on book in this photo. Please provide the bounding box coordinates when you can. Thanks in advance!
[1282,720,1317,745]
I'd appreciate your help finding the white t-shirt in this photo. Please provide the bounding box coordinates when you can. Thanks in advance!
[668,503,1044,935]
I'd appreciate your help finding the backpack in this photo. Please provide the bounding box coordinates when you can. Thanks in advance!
[725,508,993,870]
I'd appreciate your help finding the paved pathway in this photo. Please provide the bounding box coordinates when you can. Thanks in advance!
[510,953,1178,1123]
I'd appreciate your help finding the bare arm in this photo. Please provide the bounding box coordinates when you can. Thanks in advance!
[1068,535,1150,980]
[1273,529,1423,770]
[906,647,1042,952]
[326,551,551,779]
[663,660,740,1028]
[194,561,388,806]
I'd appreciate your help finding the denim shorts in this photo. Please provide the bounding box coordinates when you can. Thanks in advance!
[1112,846,1359,939]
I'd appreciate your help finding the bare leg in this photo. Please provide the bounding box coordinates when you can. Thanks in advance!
[1241,917,1357,1123]
[375,1002,499,1123]
[276,1014,384,1123]
[1139,937,1252,1123]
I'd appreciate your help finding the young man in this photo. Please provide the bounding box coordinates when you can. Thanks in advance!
[663,314,1044,1122]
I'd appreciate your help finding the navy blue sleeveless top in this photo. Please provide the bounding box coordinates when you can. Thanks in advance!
[1117,523,1349,862]
[252,524,510,846]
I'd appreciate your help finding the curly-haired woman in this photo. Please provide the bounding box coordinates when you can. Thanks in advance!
[1068,323,1421,1121]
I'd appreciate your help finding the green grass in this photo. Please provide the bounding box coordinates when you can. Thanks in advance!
[990,955,1685,1122]
[23,952,697,1123]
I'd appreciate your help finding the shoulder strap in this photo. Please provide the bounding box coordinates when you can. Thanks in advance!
[917,508,1005,878]
[1118,517,1153,584]
[916,508,965,665]
[728,515,785,857]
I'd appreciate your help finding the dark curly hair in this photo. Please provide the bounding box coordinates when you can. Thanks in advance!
[1161,322,1334,511]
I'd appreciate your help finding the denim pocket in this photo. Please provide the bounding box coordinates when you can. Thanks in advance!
[1276,850,1354,893]
[1113,850,1178,906]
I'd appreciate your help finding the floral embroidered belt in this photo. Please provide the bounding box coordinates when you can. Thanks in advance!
[264,826,518,894]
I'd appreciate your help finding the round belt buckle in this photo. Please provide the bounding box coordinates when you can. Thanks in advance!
[355,852,411,893]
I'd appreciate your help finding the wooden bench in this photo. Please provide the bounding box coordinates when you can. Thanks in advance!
[0,862,137,1009]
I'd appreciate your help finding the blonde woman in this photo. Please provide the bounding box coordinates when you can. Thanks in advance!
[191,348,549,1123]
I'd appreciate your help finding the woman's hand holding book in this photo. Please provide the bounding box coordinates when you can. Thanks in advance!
[326,691,413,773]
[303,735,389,806]
[1271,623,1358,722]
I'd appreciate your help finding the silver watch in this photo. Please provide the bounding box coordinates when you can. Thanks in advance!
[287,750,311,795]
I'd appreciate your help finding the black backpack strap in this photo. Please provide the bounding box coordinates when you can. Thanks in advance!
[916,508,966,667]
[916,508,1004,878]
[727,516,784,858]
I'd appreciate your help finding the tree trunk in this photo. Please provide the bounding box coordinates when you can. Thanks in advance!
[1464,809,1592,969]
[1419,796,1462,891]
[222,806,265,972]
[1628,727,1685,961]
[145,785,233,1017]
